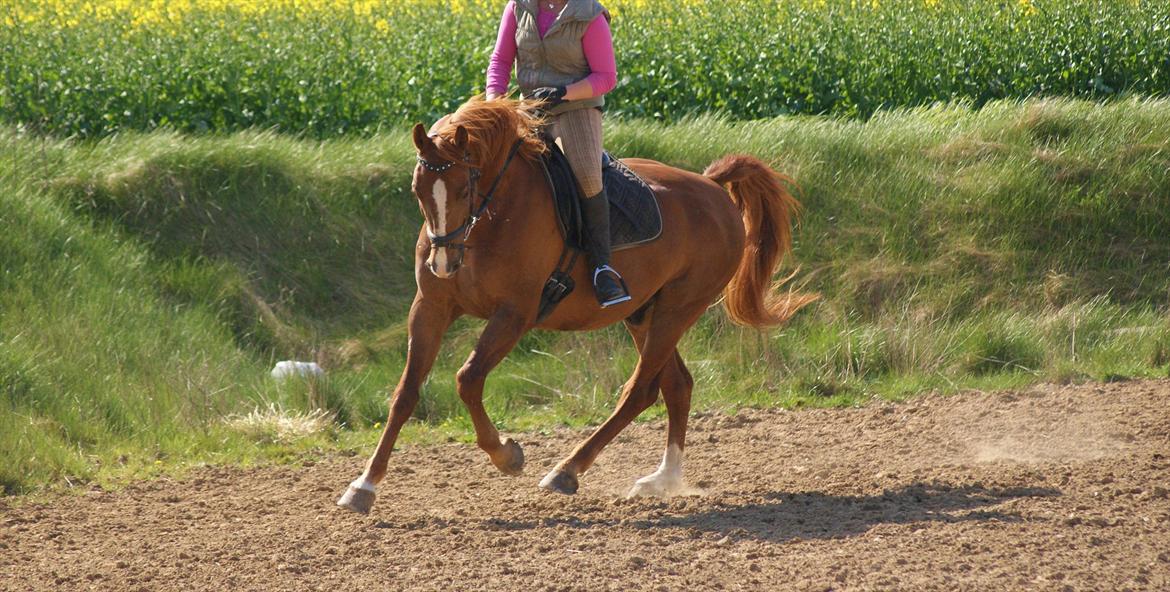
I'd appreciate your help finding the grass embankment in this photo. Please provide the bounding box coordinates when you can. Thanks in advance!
[3,97,1170,495]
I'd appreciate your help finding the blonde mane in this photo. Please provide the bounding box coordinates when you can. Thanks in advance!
[431,97,548,166]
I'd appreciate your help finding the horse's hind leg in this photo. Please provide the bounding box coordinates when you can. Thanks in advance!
[628,349,700,498]
[540,303,705,494]
[616,321,700,497]
[456,307,529,475]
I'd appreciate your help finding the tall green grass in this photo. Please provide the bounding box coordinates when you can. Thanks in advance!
[3,97,1169,495]
[2,0,1169,136]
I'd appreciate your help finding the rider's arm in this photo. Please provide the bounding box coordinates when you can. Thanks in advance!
[563,12,617,101]
[485,1,518,100]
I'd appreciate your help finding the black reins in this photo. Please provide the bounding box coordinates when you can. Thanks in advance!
[418,137,525,253]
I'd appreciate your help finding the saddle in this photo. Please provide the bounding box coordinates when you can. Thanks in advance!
[538,139,663,251]
[533,138,663,322]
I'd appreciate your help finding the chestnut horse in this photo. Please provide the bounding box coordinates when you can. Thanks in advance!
[337,98,815,514]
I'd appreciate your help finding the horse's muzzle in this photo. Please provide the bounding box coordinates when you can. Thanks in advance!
[427,246,463,278]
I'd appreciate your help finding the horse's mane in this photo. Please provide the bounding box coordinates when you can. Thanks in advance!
[431,97,548,166]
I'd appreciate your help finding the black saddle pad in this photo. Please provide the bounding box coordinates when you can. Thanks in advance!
[539,140,662,251]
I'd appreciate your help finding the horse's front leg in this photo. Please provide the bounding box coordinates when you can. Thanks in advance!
[456,307,529,476]
[336,295,455,514]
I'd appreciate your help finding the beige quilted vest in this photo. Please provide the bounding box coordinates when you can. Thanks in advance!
[513,0,608,115]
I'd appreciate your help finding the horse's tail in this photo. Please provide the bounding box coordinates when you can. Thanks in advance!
[703,154,818,328]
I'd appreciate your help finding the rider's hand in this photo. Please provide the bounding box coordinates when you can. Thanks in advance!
[528,86,567,109]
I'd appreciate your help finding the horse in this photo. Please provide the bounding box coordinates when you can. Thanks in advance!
[337,97,816,514]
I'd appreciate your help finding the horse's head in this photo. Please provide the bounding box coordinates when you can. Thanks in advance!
[410,98,548,278]
[412,120,476,278]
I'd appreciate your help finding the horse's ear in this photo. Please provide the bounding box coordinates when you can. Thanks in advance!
[454,125,469,151]
[412,123,431,152]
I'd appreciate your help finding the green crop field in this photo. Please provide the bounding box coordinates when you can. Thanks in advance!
[2,0,1168,136]
[2,1,1170,496]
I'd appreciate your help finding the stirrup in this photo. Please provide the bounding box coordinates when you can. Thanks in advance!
[593,265,632,308]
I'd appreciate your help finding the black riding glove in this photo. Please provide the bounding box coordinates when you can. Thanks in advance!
[528,86,567,109]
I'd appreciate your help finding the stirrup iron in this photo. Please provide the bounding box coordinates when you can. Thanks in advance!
[593,265,632,308]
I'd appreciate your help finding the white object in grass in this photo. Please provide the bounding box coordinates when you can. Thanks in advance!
[270,361,324,381]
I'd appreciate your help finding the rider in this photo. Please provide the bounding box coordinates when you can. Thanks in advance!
[485,0,631,308]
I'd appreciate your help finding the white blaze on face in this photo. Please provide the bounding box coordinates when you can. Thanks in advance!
[428,178,450,276]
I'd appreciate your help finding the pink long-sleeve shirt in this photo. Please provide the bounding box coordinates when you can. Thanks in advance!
[485,1,617,98]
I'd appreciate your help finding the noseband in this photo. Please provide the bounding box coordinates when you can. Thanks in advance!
[417,137,525,256]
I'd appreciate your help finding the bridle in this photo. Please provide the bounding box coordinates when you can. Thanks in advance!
[416,137,525,258]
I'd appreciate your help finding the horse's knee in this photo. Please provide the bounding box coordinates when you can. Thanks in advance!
[455,364,485,402]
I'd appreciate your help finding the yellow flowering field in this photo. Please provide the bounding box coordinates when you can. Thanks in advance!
[2,0,1167,135]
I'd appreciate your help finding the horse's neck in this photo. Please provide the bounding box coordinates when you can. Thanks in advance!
[475,156,557,258]
[489,156,552,238]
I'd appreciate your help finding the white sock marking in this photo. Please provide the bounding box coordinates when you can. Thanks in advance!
[656,443,684,482]
[350,474,376,493]
[628,444,702,498]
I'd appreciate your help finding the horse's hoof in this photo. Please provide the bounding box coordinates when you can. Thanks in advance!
[538,468,578,495]
[336,485,376,514]
[492,437,525,476]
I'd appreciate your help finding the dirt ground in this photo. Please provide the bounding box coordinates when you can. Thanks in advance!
[2,380,1169,591]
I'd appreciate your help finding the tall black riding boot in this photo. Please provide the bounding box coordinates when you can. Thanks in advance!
[581,189,632,307]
